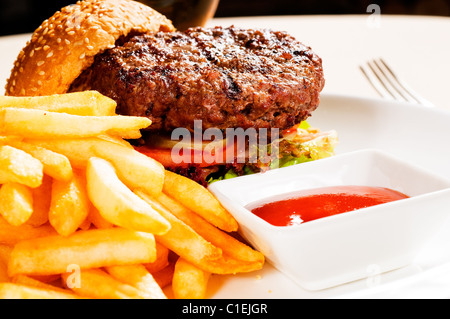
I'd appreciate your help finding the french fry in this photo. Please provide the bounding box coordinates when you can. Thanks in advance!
[27,174,52,227]
[78,216,92,231]
[24,138,95,168]
[172,258,210,299]
[106,264,167,299]
[0,217,56,245]
[96,134,133,148]
[87,206,113,229]
[139,194,263,275]
[0,183,34,226]
[195,253,264,275]
[0,282,81,299]
[0,108,151,139]
[62,269,145,299]
[92,141,165,197]
[163,170,238,232]
[0,262,8,283]
[12,275,66,293]
[156,192,265,264]
[28,274,61,284]
[0,246,10,283]
[0,145,43,188]
[152,262,175,289]
[0,245,12,264]
[0,135,22,144]
[49,171,90,237]
[7,228,156,277]
[145,242,169,273]
[86,157,170,235]
[136,191,222,264]
[0,91,117,116]
[26,138,161,197]
[6,140,73,182]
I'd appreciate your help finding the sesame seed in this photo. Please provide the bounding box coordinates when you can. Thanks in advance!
[37,61,45,67]
[68,31,76,36]
[39,71,45,76]
[84,38,90,44]
[12,80,16,86]
[37,80,42,86]
[29,50,34,57]
[31,87,37,92]
[35,47,42,51]
[19,67,23,73]
[47,51,54,58]
[87,45,94,50]
[43,45,50,51]
[79,53,86,59]
[65,39,71,45]
[20,89,25,95]
[57,38,62,44]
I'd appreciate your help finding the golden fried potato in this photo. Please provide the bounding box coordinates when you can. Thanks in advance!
[0,91,116,116]
[49,171,90,237]
[86,157,170,235]
[163,171,238,232]
[156,192,264,264]
[0,145,43,188]
[0,108,150,139]
[27,174,52,227]
[136,191,222,263]
[8,228,156,276]
[106,264,167,299]
[0,282,81,299]
[6,140,73,182]
[172,258,210,299]
[0,183,34,226]
[62,268,145,299]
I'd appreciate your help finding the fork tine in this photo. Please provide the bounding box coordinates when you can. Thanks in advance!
[371,59,411,102]
[359,65,392,100]
[378,58,434,107]
[366,60,402,100]
[360,58,435,107]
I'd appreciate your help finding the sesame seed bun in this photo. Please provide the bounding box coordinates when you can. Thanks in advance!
[5,0,175,96]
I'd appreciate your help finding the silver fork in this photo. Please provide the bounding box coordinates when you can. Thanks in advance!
[360,58,434,107]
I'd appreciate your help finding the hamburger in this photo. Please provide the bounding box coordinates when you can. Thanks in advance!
[5,0,337,186]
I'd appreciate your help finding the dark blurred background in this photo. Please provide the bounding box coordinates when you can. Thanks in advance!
[0,0,449,36]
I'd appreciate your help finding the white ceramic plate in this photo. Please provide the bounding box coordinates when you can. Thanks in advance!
[205,94,450,299]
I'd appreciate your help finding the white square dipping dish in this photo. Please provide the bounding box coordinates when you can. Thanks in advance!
[208,149,450,291]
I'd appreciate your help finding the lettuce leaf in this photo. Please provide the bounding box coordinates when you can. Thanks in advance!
[207,123,338,184]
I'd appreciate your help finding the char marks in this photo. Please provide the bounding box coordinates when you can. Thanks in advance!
[70,26,325,132]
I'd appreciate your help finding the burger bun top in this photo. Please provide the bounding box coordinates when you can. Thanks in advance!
[5,0,175,96]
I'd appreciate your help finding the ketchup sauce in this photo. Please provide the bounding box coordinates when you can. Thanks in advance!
[248,186,409,227]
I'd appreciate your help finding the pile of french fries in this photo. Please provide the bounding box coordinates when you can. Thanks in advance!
[0,91,264,299]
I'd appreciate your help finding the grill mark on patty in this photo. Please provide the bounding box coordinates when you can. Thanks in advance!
[70,26,325,132]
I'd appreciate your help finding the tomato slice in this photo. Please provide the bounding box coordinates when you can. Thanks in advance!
[135,144,232,168]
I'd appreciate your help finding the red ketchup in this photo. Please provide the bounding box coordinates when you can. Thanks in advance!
[248,186,409,227]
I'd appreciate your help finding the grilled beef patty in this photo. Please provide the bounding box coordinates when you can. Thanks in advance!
[70,26,325,132]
